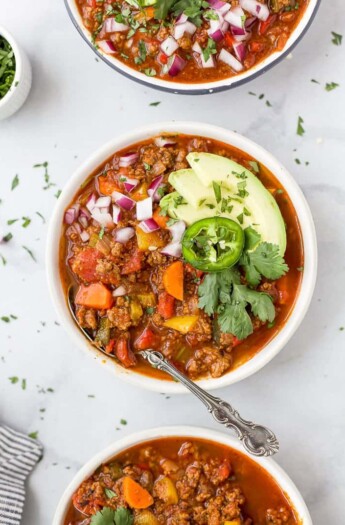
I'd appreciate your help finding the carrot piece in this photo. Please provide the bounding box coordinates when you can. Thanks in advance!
[75,283,113,310]
[123,477,154,509]
[163,261,184,301]
[153,208,169,229]
[98,175,120,196]
[157,292,175,319]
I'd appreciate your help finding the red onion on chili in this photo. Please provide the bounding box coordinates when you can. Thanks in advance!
[192,42,216,68]
[148,175,164,199]
[136,197,153,221]
[138,218,160,233]
[113,285,127,297]
[112,204,121,224]
[119,151,139,168]
[64,204,80,225]
[173,21,197,40]
[114,227,135,243]
[225,7,245,28]
[95,196,111,208]
[91,208,113,227]
[78,216,89,229]
[233,41,246,62]
[240,0,269,21]
[169,220,186,242]
[103,18,129,32]
[161,36,179,57]
[161,241,182,258]
[209,28,224,42]
[122,176,140,192]
[80,207,91,219]
[245,16,257,29]
[154,137,177,147]
[80,230,90,243]
[176,12,188,24]
[86,192,97,212]
[219,48,244,71]
[98,40,116,53]
[112,191,136,211]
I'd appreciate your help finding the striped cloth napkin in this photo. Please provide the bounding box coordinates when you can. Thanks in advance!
[0,426,43,525]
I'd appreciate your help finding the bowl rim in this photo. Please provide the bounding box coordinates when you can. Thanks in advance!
[46,121,317,394]
[52,425,313,525]
[63,0,321,95]
[0,26,23,109]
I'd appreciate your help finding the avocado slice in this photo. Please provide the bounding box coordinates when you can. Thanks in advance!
[165,153,287,255]
[168,169,215,209]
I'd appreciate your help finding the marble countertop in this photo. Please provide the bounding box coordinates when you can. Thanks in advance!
[1,0,345,523]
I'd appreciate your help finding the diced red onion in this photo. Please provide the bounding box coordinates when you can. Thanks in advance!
[86,193,97,212]
[113,285,126,297]
[112,191,136,210]
[98,40,116,53]
[217,3,231,15]
[80,207,91,219]
[169,221,186,242]
[168,54,187,76]
[112,204,121,224]
[225,7,245,28]
[73,222,82,235]
[231,24,247,36]
[240,0,269,21]
[245,16,257,29]
[176,12,188,24]
[114,227,135,243]
[91,208,113,227]
[207,0,229,11]
[222,20,230,33]
[233,41,246,62]
[161,36,179,57]
[138,218,160,233]
[173,21,197,40]
[154,137,177,147]
[122,176,140,192]
[161,241,182,258]
[64,204,80,225]
[80,230,90,243]
[219,48,244,71]
[148,175,164,199]
[209,29,224,42]
[103,18,129,32]
[79,216,89,229]
[208,14,224,33]
[95,196,111,208]
[136,197,153,221]
[119,151,139,168]
[192,42,215,68]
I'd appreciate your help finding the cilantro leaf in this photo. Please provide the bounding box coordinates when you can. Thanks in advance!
[243,227,261,251]
[114,508,134,525]
[198,273,218,315]
[91,508,116,525]
[218,300,253,341]
[155,0,177,19]
[240,242,288,286]
[233,285,275,323]
[296,116,305,136]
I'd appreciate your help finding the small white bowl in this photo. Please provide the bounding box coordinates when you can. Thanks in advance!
[64,0,320,94]
[52,425,312,525]
[46,121,317,393]
[0,26,32,120]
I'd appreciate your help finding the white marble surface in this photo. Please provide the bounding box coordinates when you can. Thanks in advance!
[1,0,345,523]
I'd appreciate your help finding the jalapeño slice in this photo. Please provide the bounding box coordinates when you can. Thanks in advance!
[182,217,244,272]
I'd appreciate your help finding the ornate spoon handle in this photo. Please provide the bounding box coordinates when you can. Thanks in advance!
[139,350,279,457]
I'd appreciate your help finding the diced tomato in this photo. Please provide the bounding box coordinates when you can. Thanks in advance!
[69,247,102,283]
[248,41,266,54]
[224,32,234,48]
[158,51,168,64]
[121,248,143,275]
[105,339,116,354]
[116,336,137,367]
[258,14,277,35]
[232,336,242,348]
[157,292,175,319]
[135,327,158,350]
[217,460,231,481]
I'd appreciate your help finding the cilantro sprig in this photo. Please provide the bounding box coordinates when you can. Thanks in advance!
[91,507,133,525]
[239,241,289,286]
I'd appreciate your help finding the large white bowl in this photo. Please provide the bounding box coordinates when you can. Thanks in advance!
[46,121,317,393]
[52,426,312,525]
[64,0,320,95]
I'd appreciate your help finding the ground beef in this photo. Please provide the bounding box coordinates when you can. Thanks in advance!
[107,297,132,330]
[186,346,232,379]
[76,306,97,330]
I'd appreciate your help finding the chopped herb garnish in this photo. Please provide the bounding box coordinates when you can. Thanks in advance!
[212,181,221,203]
[22,245,37,262]
[143,67,156,77]
[331,31,342,46]
[150,101,161,106]
[120,419,127,425]
[28,431,39,440]
[11,174,19,191]
[2,232,13,242]
[296,116,305,136]
[9,376,19,384]
[36,211,46,223]
[325,82,339,91]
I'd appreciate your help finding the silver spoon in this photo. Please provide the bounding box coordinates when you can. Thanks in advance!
[139,350,279,457]
[68,287,279,457]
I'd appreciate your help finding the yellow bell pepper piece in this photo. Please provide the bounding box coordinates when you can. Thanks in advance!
[164,315,198,334]
[224,520,242,525]
[153,476,178,505]
[137,292,156,307]
[134,510,159,525]
[136,226,166,251]
[132,182,149,201]
[130,299,143,324]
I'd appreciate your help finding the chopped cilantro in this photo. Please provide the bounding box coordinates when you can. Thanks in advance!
[28,431,39,440]
[150,101,161,106]
[11,174,19,190]
[325,82,339,91]
[331,31,342,46]
[296,116,305,136]
[22,245,37,262]
[239,242,289,286]
[9,376,19,384]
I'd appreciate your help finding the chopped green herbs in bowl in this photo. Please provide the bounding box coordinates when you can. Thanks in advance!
[0,35,16,100]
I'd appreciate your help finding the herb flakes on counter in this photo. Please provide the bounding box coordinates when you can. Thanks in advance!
[11,174,19,191]
[331,31,342,46]
[325,82,339,92]
[22,245,37,262]
[0,36,15,100]
[296,116,305,136]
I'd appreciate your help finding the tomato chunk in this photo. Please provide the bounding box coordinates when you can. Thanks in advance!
[69,247,102,283]
[157,292,175,319]
[135,327,157,350]
[121,248,143,275]
[116,335,137,367]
